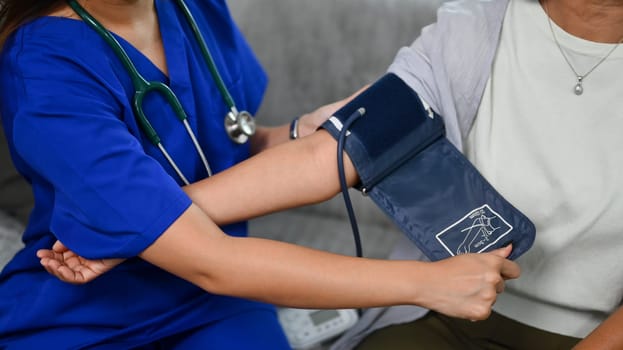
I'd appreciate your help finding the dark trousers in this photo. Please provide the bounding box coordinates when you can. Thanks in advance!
[356,311,581,350]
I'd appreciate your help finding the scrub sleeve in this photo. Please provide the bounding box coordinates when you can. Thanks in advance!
[11,64,191,259]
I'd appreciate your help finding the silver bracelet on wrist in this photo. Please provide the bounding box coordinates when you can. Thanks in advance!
[289,117,300,140]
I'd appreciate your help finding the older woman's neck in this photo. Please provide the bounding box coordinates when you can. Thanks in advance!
[542,0,623,43]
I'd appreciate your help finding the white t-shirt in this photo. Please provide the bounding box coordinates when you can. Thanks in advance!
[466,0,623,338]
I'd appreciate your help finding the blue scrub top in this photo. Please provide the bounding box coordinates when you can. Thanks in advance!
[0,0,272,347]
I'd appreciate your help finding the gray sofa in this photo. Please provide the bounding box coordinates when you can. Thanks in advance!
[0,0,441,348]
[228,2,442,348]
[228,0,442,258]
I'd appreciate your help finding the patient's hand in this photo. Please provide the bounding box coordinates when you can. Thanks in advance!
[297,85,369,138]
[37,240,124,284]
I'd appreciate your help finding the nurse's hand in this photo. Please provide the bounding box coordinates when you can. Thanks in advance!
[420,245,520,320]
[37,240,124,284]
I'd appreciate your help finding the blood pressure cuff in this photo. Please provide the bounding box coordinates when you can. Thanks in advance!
[320,73,535,261]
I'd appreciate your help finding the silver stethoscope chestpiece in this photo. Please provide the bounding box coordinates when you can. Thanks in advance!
[225,110,256,144]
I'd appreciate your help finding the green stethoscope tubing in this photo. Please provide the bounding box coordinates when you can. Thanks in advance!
[67,0,256,184]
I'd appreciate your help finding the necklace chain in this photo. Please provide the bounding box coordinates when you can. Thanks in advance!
[544,2,623,95]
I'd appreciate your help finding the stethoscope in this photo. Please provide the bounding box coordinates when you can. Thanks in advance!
[67,0,256,185]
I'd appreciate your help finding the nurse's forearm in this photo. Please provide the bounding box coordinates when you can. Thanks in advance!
[139,203,519,316]
[140,206,411,309]
[185,130,357,225]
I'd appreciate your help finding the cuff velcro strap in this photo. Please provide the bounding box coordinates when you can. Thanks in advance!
[322,73,444,192]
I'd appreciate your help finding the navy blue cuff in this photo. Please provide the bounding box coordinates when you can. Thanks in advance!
[320,73,535,261]
[321,73,445,192]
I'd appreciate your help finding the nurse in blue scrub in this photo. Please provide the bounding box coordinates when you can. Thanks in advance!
[0,0,520,348]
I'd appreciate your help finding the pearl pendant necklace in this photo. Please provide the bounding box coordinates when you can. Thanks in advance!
[544,2,623,96]
[573,76,583,95]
